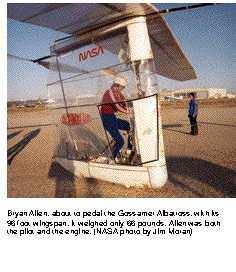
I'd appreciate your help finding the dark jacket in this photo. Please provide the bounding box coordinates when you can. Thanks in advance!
[188,98,198,116]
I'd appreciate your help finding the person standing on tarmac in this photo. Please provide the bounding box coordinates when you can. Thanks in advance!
[188,92,199,135]
[101,76,133,163]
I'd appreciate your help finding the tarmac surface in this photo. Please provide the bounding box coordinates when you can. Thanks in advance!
[7,103,236,198]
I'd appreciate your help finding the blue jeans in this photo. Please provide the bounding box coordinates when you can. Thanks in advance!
[101,113,132,158]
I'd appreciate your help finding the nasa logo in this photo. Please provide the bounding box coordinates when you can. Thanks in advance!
[79,46,104,62]
[60,113,92,126]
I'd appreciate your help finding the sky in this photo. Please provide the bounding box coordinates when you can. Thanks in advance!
[7,2,236,101]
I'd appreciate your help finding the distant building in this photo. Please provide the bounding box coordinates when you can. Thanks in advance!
[171,88,227,100]
[226,93,236,98]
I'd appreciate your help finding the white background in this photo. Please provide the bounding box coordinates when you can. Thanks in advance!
[4,1,236,271]
[2,199,236,271]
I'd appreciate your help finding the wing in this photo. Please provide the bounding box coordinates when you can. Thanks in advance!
[7,54,87,74]
[7,3,196,81]
[147,11,197,81]
[7,3,155,35]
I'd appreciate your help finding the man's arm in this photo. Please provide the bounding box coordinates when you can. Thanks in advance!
[109,89,129,114]
[193,100,198,116]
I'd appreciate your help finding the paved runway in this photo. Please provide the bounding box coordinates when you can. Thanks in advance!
[7,104,236,198]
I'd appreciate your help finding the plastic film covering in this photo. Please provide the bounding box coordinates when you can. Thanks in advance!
[48,33,127,161]
[47,30,159,165]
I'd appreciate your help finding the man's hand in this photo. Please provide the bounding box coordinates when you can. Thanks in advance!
[128,108,134,117]
[193,115,195,118]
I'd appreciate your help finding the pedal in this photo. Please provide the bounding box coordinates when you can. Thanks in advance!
[128,150,136,164]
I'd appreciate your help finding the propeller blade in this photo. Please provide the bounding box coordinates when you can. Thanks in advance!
[100,67,118,78]
[8,54,87,74]
[7,54,32,62]
[100,66,124,78]
[38,61,88,74]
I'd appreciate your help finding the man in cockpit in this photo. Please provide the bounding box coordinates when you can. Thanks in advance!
[101,76,133,163]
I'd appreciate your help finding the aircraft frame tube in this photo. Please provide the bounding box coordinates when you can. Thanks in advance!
[127,16,153,61]
[127,16,168,188]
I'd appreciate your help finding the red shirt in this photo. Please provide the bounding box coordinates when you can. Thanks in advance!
[101,88,128,115]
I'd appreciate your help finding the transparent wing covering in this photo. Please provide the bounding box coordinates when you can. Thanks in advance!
[47,29,159,165]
